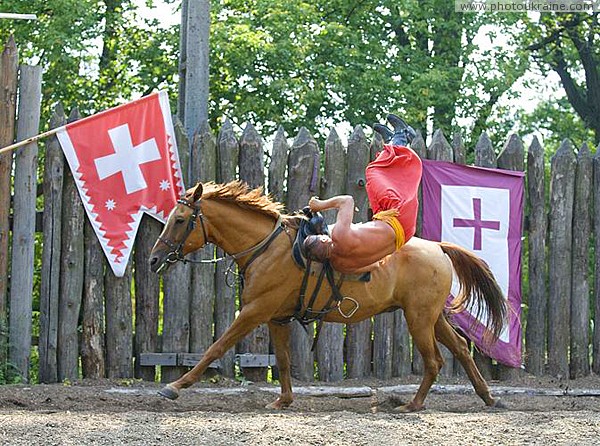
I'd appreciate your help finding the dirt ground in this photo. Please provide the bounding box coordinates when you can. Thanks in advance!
[1,374,600,445]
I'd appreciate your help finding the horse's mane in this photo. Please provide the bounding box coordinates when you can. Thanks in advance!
[191,180,285,219]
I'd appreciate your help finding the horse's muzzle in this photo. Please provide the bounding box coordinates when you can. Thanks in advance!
[149,253,170,274]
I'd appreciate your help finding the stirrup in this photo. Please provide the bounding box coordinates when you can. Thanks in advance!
[337,296,359,318]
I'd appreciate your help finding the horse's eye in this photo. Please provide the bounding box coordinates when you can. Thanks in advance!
[175,217,185,225]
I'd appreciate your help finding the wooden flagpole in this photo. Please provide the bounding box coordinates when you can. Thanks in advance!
[0,127,64,155]
[0,13,37,20]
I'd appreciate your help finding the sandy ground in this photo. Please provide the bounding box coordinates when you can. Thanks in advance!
[1,375,600,445]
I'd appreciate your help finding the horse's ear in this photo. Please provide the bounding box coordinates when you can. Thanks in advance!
[192,182,203,203]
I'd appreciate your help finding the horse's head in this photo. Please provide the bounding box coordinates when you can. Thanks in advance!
[149,182,207,274]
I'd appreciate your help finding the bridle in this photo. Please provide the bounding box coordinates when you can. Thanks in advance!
[156,197,285,277]
[157,198,208,272]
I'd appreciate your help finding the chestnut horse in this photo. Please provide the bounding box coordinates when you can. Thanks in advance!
[149,181,507,412]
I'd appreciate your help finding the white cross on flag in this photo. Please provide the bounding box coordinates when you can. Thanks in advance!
[56,91,185,277]
[421,160,524,367]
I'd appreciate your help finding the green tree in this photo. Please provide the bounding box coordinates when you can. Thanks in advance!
[0,0,179,122]
[525,12,600,144]
[209,0,527,142]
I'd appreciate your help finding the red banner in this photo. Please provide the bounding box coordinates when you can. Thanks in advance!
[57,91,185,276]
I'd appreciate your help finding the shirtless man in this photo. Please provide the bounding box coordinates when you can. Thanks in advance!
[304,113,421,274]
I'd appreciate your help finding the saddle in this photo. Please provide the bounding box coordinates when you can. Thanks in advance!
[283,207,368,350]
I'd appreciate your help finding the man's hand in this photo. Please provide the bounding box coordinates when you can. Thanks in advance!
[309,196,321,212]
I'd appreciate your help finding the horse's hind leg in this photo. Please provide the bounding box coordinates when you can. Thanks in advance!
[265,321,293,409]
[434,315,496,407]
[399,314,444,412]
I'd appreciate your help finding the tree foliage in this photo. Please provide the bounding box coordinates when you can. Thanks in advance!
[209,0,528,143]
[2,1,594,151]
[525,12,600,144]
[0,0,179,122]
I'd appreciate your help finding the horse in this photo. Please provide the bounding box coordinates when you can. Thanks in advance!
[149,180,507,412]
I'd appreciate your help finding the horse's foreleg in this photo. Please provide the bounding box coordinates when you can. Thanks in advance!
[265,321,293,409]
[159,304,265,400]
[434,315,497,407]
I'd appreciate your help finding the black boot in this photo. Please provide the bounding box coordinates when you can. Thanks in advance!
[373,123,393,143]
[387,113,416,146]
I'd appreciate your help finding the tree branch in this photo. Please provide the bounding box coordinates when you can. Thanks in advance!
[551,51,592,121]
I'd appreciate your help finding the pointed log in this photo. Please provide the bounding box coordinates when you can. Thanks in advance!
[9,65,42,382]
[525,136,547,376]
[214,118,239,377]
[316,127,345,382]
[547,139,576,378]
[0,36,18,373]
[287,127,320,381]
[475,132,497,168]
[452,133,466,165]
[40,104,66,383]
[427,129,453,161]
[267,126,289,204]
[593,145,600,374]
[57,108,85,382]
[570,143,592,378]
[239,122,269,382]
[345,125,372,379]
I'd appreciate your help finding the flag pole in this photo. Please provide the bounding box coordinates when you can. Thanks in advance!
[0,126,64,155]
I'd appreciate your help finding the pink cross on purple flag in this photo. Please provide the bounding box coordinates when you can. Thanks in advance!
[421,160,524,368]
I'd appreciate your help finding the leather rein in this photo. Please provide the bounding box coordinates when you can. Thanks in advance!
[157,198,285,276]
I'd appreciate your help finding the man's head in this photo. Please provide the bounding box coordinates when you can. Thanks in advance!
[303,234,333,263]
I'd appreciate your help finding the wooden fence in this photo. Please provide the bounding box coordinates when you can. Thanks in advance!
[1,38,600,385]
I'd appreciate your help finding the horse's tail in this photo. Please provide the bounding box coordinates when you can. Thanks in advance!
[439,242,507,343]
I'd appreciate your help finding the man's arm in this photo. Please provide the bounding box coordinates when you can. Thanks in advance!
[309,195,354,230]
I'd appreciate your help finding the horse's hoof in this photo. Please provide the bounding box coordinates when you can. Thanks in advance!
[488,398,507,410]
[393,403,425,413]
[265,398,292,410]
[158,384,179,400]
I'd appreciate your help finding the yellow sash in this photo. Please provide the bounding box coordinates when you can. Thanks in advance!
[373,209,405,250]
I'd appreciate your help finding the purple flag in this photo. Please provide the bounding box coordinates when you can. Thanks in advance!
[421,160,524,368]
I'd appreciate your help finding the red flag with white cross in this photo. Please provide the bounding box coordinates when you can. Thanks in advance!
[56,91,185,277]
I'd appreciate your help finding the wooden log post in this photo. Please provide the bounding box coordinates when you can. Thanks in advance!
[133,214,160,381]
[81,214,106,379]
[8,65,41,382]
[188,121,217,373]
[0,36,18,373]
[238,122,270,382]
[370,132,393,380]
[450,132,467,378]
[105,263,133,378]
[593,145,600,374]
[369,132,412,378]
[266,126,289,381]
[286,127,319,381]
[39,104,66,383]
[267,127,289,205]
[525,136,547,376]
[423,129,455,378]
[547,139,576,378]
[496,133,525,380]
[570,143,592,378]
[345,126,372,379]
[315,128,345,382]
[452,133,466,165]
[161,117,192,382]
[472,131,497,380]
[408,130,427,376]
[57,108,85,382]
[214,119,238,377]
